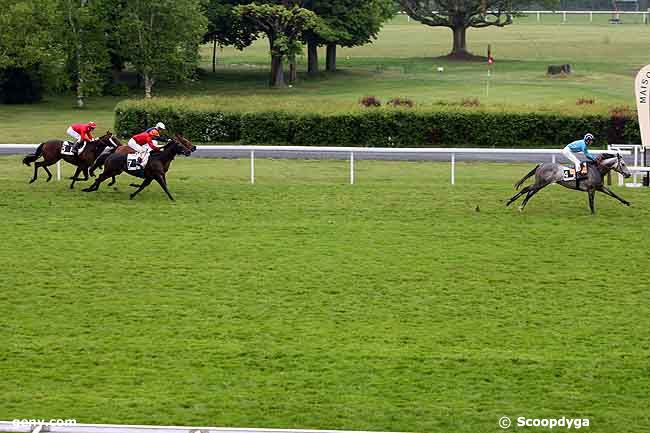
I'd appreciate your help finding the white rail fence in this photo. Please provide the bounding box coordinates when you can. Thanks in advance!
[0,421,399,433]
[4,144,635,186]
[399,10,650,24]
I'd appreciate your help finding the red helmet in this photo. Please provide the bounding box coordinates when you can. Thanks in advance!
[87,121,97,129]
[148,129,160,137]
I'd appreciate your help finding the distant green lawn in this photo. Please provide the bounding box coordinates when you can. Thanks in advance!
[1,17,649,142]
[2,156,650,432]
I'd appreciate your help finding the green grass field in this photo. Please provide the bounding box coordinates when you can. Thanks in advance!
[1,17,649,142]
[2,156,650,432]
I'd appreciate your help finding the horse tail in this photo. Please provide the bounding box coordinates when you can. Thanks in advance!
[514,164,540,190]
[22,143,45,166]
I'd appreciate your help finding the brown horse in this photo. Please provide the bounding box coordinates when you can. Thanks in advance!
[82,138,192,201]
[89,133,196,187]
[22,132,121,189]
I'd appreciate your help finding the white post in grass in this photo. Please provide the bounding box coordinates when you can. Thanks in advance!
[250,150,255,184]
[590,11,593,22]
[552,154,556,164]
[563,11,567,23]
[57,160,61,181]
[537,11,540,22]
[350,151,355,185]
[451,152,455,185]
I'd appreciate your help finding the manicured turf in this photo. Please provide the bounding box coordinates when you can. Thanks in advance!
[2,156,649,433]
[1,18,649,142]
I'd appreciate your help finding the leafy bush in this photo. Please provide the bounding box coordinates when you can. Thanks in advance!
[360,96,381,108]
[576,97,595,105]
[388,97,414,108]
[115,99,642,147]
[0,66,44,104]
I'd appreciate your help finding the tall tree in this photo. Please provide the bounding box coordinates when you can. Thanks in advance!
[202,0,258,72]
[60,0,111,107]
[235,3,323,87]
[0,0,64,102]
[302,0,395,74]
[120,0,207,98]
[399,0,558,58]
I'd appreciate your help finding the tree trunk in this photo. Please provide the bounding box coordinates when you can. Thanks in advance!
[326,44,337,72]
[76,50,84,108]
[270,54,285,87]
[289,54,297,83]
[450,26,470,57]
[307,39,318,75]
[144,73,154,98]
[212,38,217,73]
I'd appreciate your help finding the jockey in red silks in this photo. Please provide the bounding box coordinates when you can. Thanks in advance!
[67,121,97,152]
[128,129,161,169]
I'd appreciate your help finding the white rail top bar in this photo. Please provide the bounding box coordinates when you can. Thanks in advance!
[0,422,402,433]
[1,144,630,155]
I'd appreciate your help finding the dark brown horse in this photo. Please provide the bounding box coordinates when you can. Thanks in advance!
[22,132,121,189]
[89,133,196,187]
[82,139,191,201]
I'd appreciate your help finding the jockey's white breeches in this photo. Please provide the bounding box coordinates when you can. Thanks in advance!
[562,147,582,171]
[128,139,149,153]
[67,127,81,143]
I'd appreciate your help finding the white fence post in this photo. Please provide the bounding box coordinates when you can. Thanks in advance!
[552,154,556,164]
[590,11,593,22]
[250,150,255,184]
[537,11,540,22]
[563,11,567,22]
[57,160,61,181]
[350,152,355,185]
[451,153,455,185]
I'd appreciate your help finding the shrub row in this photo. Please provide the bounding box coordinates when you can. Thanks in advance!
[115,101,641,148]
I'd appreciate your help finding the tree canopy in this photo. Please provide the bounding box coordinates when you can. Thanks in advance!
[399,0,559,58]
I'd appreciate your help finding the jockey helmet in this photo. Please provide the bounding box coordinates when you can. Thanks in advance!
[155,122,166,130]
[584,133,594,143]
[149,129,160,137]
[87,121,97,129]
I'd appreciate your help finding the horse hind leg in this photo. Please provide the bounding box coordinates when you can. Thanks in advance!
[130,178,153,200]
[43,165,53,182]
[506,185,531,207]
[518,183,550,211]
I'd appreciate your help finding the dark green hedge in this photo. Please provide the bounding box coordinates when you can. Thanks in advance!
[115,102,641,148]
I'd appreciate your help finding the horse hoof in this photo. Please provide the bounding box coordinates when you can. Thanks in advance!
[129,194,135,200]
[47,178,52,182]
[29,179,36,184]
[518,205,524,212]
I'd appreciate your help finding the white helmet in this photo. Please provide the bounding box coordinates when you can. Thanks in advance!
[155,122,166,130]
[584,133,594,143]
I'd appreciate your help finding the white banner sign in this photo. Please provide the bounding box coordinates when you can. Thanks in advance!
[634,64,650,148]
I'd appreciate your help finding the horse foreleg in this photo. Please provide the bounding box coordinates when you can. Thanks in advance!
[108,176,117,186]
[506,185,531,206]
[598,186,631,207]
[83,171,112,192]
[588,190,596,215]
[155,174,175,201]
[29,162,40,183]
[130,178,153,200]
[69,167,81,189]
[44,165,53,182]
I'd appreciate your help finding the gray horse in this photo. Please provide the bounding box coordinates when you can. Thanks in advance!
[507,153,632,214]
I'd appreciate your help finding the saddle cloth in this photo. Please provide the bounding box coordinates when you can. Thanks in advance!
[126,151,150,171]
[562,167,576,181]
[61,141,86,156]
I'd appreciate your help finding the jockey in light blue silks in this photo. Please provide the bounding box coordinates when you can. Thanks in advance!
[562,133,597,186]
